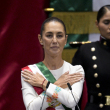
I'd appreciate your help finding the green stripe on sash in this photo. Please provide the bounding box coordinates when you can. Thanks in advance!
[36,62,72,110]
[36,62,56,83]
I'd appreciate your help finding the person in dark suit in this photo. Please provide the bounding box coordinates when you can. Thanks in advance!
[72,5,110,110]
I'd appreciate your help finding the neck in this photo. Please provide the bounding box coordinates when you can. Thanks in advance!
[43,54,64,70]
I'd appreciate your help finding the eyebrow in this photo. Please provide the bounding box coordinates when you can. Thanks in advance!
[46,32,53,34]
[46,32,63,34]
[57,32,63,34]
[103,19,110,21]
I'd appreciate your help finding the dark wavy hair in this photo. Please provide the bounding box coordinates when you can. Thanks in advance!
[40,17,66,37]
[97,5,110,23]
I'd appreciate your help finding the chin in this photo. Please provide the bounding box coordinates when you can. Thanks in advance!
[52,52,60,55]
[51,51,61,56]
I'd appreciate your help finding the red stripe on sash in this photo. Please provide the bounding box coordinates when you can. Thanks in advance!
[22,66,43,95]
[22,66,55,110]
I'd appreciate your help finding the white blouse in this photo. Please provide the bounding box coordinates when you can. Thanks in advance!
[21,61,84,110]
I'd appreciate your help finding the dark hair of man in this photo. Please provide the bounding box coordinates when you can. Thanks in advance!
[97,5,110,23]
[40,17,66,37]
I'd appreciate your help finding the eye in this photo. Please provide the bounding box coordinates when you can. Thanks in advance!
[104,22,109,25]
[46,35,53,38]
[57,35,63,38]
[104,20,109,25]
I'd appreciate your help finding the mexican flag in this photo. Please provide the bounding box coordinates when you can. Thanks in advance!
[49,0,110,63]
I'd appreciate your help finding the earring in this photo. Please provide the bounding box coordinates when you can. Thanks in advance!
[41,43,43,45]
[65,44,66,46]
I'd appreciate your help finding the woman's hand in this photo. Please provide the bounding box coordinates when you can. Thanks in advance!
[54,71,83,88]
[21,69,45,88]
[54,71,69,88]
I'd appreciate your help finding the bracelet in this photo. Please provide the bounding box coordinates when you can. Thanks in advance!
[46,81,50,89]
[42,78,46,88]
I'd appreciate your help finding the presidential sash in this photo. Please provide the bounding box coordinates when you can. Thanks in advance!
[22,62,72,110]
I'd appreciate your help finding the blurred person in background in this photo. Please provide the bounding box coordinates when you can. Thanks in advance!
[72,5,110,110]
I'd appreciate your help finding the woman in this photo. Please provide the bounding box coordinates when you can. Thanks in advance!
[21,17,84,110]
[72,5,110,110]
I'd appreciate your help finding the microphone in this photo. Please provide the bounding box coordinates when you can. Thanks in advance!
[67,83,72,90]
[67,83,80,110]
[40,81,50,110]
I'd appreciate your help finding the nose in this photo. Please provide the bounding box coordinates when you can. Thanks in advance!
[52,35,57,43]
[108,23,110,29]
[109,25,110,29]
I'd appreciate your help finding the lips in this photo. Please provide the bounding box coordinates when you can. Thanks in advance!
[51,46,59,48]
[51,46,58,48]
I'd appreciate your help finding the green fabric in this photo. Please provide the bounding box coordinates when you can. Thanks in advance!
[64,34,88,49]
[50,0,92,11]
[36,62,56,83]
[36,62,72,110]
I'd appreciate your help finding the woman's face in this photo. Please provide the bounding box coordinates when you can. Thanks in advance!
[96,10,110,40]
[39,21,68,56]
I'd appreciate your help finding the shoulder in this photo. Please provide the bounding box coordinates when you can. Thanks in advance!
[64,61,84,75]
[21,64,39,74]
[75,41,98,55]
[64,60,81,68]
[21,61,43,71]
[79,42,97,50]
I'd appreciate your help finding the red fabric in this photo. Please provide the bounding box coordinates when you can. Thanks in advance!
[22,66,44,95]
[0,0,50,110]
[81,80,88,110]
[22,66,55,110]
